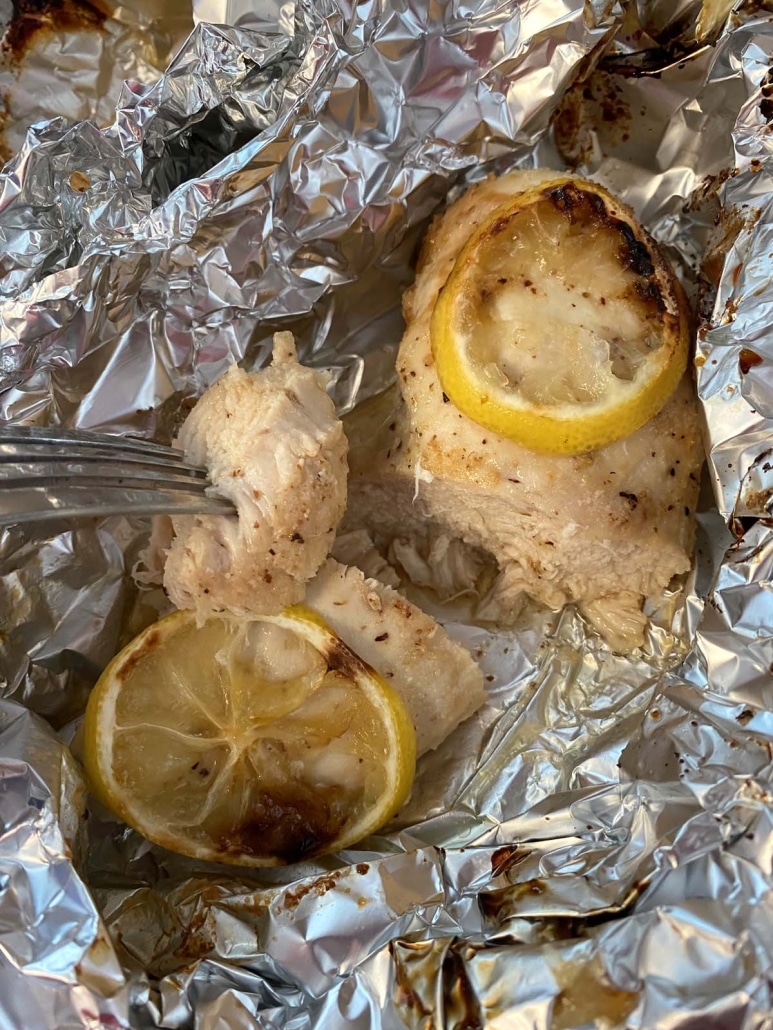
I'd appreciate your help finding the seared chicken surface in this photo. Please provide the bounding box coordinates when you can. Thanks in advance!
[164,333,348,620]
[344,171,704,651]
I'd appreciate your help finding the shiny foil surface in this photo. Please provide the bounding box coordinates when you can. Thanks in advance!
[1,1,773,1027]
[0,0,192,165]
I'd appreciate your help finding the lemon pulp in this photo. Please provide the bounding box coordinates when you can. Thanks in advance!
[430,177,689,455]
[83,607,416,866]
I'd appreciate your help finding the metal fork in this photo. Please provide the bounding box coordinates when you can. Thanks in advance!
[0,426,235,527]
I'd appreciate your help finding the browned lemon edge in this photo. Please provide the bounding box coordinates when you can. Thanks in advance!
[429,176,691,456]
[83,607,417,866]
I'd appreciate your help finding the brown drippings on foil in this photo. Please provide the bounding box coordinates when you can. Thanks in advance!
[69,170,91,192]
[739,348,764,374]
[442,945,484,1030]
[1,0,109,65]
[686,167,739,322]
[760,70,773,123]
[282,869,348,911]
[742,487,773,516]
[167,884,223,973]
[490,844,529,878]
[687,168,737,214]
[391,939,448,1029]
[75,932,112,973]
[548,953,640,1030]
[479,877,548,922]
[0,93,11,165]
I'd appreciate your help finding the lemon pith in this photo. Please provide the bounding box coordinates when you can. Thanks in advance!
[83,608,416,867]
[430,177,690,455]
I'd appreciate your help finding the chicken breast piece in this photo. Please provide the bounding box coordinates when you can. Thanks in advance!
[306,559,486,754]
[344,171,704,651]
[164,333,348,620]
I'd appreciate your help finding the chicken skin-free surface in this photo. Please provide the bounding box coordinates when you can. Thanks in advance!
[164,333,348,620]
[306,557,486,755]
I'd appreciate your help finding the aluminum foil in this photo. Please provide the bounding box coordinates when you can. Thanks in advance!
[0,0,192,164]
[3,0,773,1027]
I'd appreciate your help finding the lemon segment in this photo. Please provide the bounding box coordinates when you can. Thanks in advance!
[430,177,690,455]
[83,607,416,866]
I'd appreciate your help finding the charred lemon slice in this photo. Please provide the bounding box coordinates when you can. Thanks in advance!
[83,607,416,866]
[430,177,690,455]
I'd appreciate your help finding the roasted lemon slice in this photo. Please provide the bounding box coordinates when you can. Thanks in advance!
[83,607,416,866]
[430,177,690,455]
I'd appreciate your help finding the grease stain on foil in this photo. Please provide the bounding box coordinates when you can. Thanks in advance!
[1,0,108,65]
[548,952,640,1030]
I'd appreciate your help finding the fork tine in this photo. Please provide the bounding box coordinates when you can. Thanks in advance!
[0,434,204,476]
[1,472,214,490]
[0,461,208,486]
[0,485,235,527]
[0,444,205,476]
[0,425,237,525]
[0,426,186,459]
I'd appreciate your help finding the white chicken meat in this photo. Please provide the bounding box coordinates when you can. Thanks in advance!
[343,171,704,651]
[306,558,486,755]
[164,332,348,620]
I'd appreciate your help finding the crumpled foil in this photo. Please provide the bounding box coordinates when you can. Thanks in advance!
[2,0,773,1027]
[0,0,192,164]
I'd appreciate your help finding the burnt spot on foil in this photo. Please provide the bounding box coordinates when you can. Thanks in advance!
[282,869,348,910]
[760,70,773,122]
[0,93,11,164]
[442,946,484,1030]
[490,844,529,878]
[391,939,446,1027]
[742,487,773,516]
[1,0,108,65]
[552,70,633,169]
[479,877,548,924]
[739,348,764,374]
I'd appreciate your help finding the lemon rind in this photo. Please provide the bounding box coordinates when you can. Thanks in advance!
[430,176,690,456]
[83,608,417,867]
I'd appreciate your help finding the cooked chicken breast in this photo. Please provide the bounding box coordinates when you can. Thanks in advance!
[344,171,704,651]
[306,559,486,754]
[164,333,348,620]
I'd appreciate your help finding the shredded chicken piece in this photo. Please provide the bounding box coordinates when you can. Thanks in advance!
[343,171,704,652]
[306,559,486,754]
[163,333,348,620]
[331,529,402,589]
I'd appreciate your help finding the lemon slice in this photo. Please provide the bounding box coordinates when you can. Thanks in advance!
[430,177,690,455]
[82,607,416,866]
